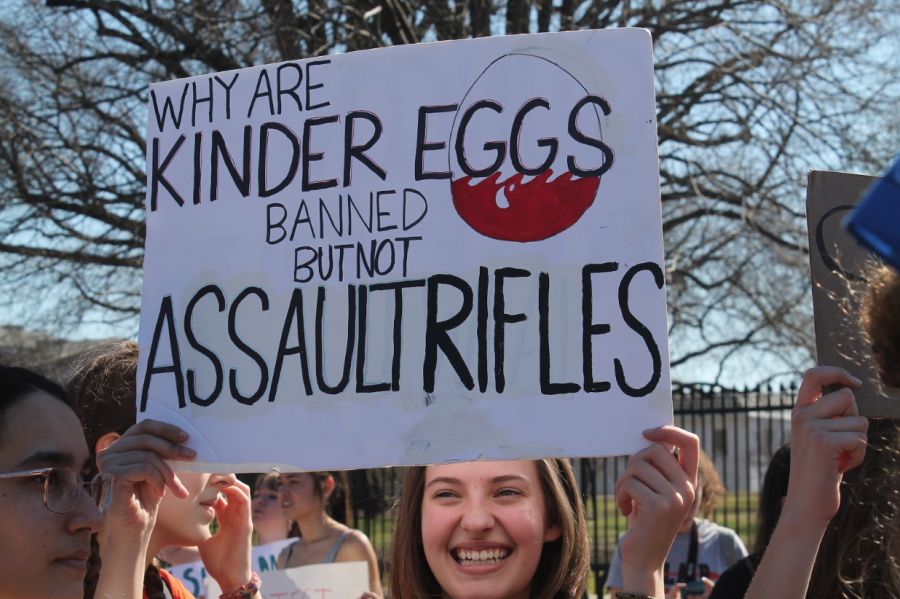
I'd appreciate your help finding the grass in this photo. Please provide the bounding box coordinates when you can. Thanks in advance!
[357,491,760,598]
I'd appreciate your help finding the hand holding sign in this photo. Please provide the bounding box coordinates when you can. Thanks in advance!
[97,419,194,535]
[95,419,196,599]
[615,426,699,597]
[783,366,868,529]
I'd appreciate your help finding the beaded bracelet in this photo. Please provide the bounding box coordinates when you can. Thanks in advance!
[219,572,261,599]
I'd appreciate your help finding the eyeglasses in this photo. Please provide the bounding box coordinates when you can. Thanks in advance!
[0,468,115,515]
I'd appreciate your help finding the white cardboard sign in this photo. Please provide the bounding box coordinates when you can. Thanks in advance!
[166,538,296,597]
[138,29,672,471]
[204,562,368,599]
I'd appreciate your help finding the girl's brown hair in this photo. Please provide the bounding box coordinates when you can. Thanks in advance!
[288,471,352,526]
[804,264,900,598]
[390,458,589,599]
[696,449,725,518]
[861,264,900,390]
[805,419,900,599]
[68,340,140,478]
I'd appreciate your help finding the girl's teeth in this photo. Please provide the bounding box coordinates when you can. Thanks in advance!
[456,548,509,564]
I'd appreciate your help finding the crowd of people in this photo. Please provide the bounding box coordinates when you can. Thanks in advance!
[1,265,898,599]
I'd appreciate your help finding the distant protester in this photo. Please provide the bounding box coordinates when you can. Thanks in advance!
[607,448,746,598]
[253,472,297,545]
[708,444,790,599]
[277,471,383,597]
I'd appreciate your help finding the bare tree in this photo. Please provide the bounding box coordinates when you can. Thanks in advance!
[0,0,897,383]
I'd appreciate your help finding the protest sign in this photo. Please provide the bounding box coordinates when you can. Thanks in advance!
[205,561,368,599]
[167,538,295,598]
[138,29,672,471]
[806,170,900,418]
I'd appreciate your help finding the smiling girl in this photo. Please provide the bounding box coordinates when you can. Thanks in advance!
[390,427,699,599]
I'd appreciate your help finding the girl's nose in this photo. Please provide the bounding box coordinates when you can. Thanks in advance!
[460,498,495,533]
[210,472,238,487]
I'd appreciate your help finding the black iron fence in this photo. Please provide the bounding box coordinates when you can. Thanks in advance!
[347,383,797,593]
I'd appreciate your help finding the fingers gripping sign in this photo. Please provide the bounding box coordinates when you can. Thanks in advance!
[614,426,700,596]
[786,366,868,527]
[97,419,196,538]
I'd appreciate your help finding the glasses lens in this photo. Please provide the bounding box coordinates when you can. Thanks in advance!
[45,468,81,514]
[91,472,115,515]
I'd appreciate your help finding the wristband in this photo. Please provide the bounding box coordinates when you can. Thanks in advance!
[220,572,261,599]
[615,593,657,599]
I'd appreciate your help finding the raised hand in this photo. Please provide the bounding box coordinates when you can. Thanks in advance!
[198,480,254,595]
[742,367,868,599]
[615,426,700,597]
[95,419,195,599]
[783,366,868,528]
[97,419,194,539]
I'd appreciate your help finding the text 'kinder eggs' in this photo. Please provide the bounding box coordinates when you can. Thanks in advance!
[448,53,614,243]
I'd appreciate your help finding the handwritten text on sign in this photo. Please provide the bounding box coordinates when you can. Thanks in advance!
[204,561,368,599]
[138,30,672,471]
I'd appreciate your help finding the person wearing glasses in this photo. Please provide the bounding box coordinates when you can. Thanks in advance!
[0,364,190,599]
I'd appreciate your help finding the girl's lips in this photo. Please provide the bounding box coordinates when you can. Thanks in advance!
[54,558,88,572]
[55,550,89,572]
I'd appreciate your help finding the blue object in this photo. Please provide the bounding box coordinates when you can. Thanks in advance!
[844,155,900,271]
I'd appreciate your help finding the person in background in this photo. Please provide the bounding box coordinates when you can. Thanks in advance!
[607,448,747,598]
[708,444,790,599]
[70,341,256,599]
[276,471,383,597]
[253,472,297,545]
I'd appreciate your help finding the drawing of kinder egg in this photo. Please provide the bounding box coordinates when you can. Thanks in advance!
[448,53,614,243]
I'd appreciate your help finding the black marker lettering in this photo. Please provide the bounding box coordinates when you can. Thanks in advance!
[539,272,580,395]
[185,285,226,406]
[270,288,313,401]
[228,287,270,405]
[315,285,356,394]
[615,262,663,397]
[493,267,530,393]
[424,274,475,392]
[140,295,185,411]
[582,262,618,393]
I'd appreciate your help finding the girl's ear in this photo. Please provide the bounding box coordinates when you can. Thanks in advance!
[94,432,121,469]
[544,522,562,542]
[322,475,336,499]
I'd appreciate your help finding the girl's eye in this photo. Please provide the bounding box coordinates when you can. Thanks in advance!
[497,488,523,497]
[433,490,457,499]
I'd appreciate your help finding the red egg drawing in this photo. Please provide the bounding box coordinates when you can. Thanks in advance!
[448,53,614,243]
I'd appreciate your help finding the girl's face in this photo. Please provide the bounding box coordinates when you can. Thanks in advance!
[252,483,286,528]
[278,473,325,521]
[421,461,560,599]
[154,471,237,546]
[0,392,104,599]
